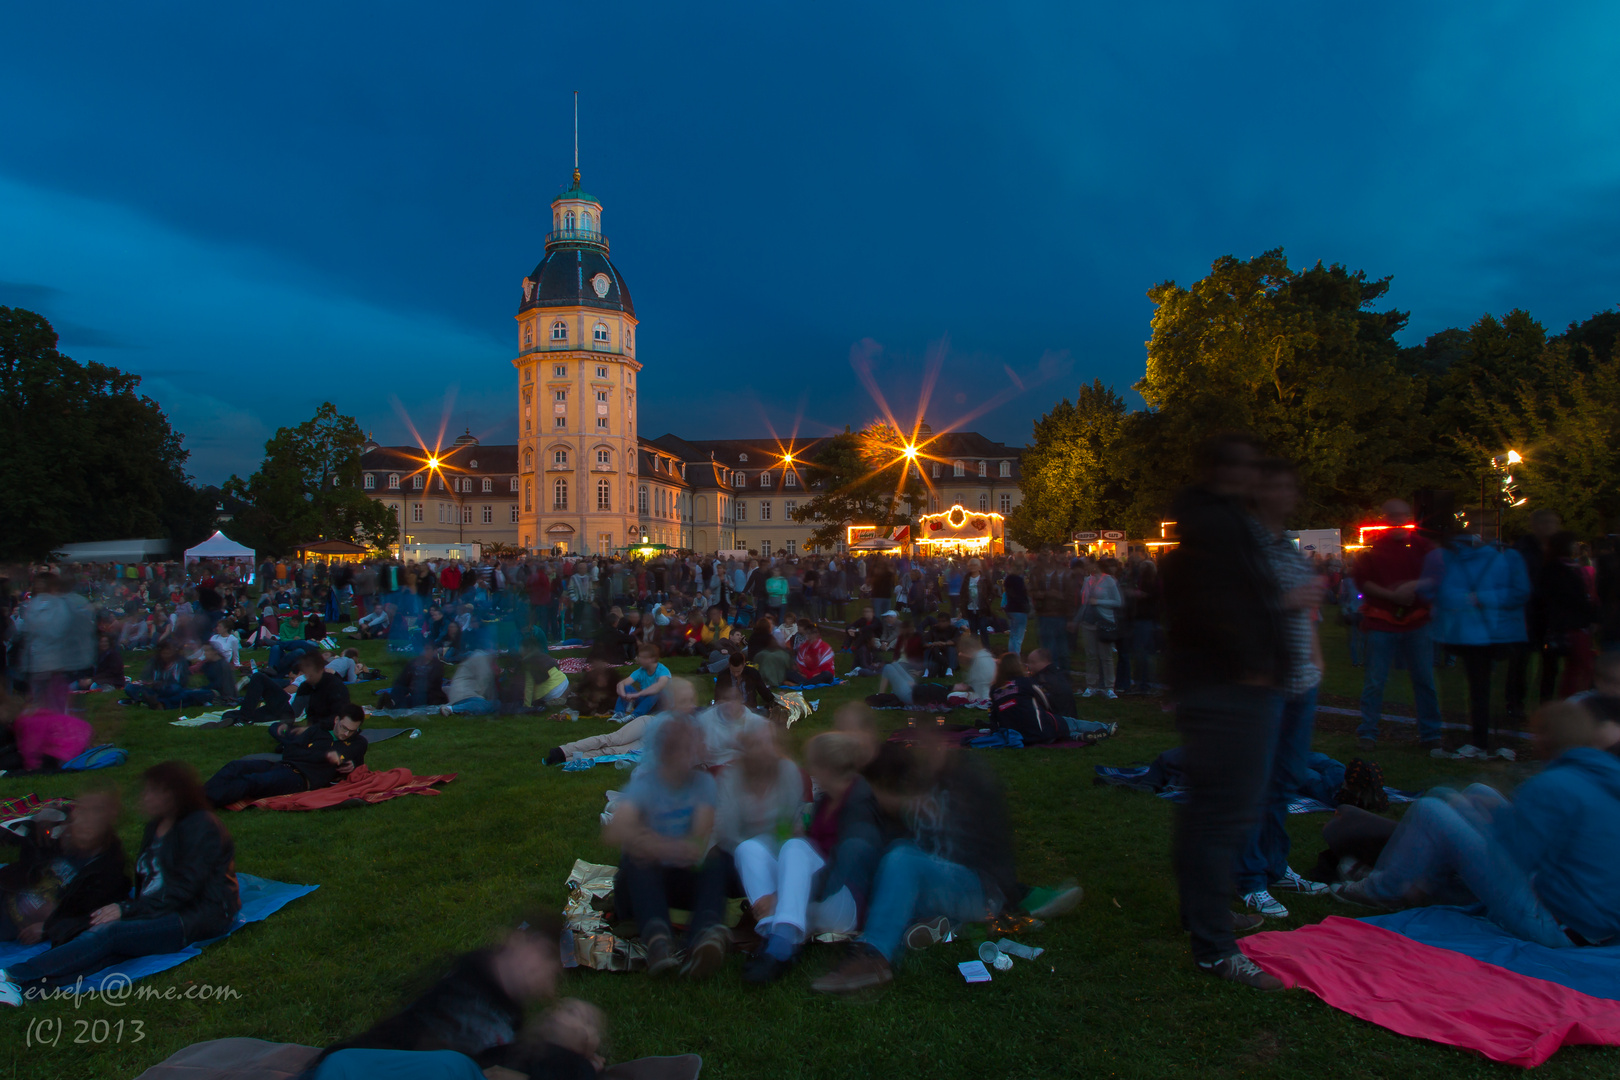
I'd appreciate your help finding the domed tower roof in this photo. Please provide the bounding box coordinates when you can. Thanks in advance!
[518,169,635,318]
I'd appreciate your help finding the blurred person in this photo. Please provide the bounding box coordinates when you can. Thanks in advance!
[1539,530,1599,700]
[0,789,129,949]
[945,633,995,706]
[811,734,1017,993]
[440,650,501,716]
[375,638,448,710]
[1333,700,1620,949]
[1075,558,1124,698]
[0,762,238,998]
[1353,500,1443,749]
[1031,553,1076,674]
[1236,459,1330,919]
[1160,433,1289,990]
[613,643,671,720]
[549,677,698,767]
[1122,557,1162,694]
[782,621,836,685]
[1002,565,1030,657]
[1506,508,1563,722]
[564,652,620,717]
[956,558,992,642]
[987,652,1060,744]
[714,651,776,713]
[601,714,728,979]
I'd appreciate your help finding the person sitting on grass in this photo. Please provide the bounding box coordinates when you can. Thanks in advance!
[922,612,959,678]
[601,713,728,979]
[121,641,212,710]
[613,643,671,721]
[781,621,836,686]
[0,762,238,1002]
[311,919,609,1080]
[68,634,125,692]
[742,731,879,985]
[566,652,620,717]
[355,601,390,639]
[439,650,501,716]
[375,639,448,710]
[205,703,367,807]
[515,640,570,710]
[944,633,995,707]
[194,642,239,705]
[811,733,1019,994]
[1332,698,1620,950]
[987,652,1061,745]
[0,788,129,949]
[714,651,777,713]
[285,650,352,732]
[843,605,877,649]
[751,632,794,688]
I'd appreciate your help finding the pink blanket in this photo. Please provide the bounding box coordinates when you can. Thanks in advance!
[14,711,94,770]
[1242,916,1620,1066]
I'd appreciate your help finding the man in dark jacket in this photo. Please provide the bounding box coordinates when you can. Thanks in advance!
[376,640,448,709]
[1506,509,1561,720]
[1160,433,1290,991]
[204,706,367,807]
[288,651,351,731]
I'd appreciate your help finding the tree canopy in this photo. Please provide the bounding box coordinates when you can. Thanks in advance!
[791,423,927,550]
[224,403,398,556]
[1007,379,1130,548]
[0,307,204,561]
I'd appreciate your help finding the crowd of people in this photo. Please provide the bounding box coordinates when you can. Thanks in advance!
[1,456,1618,1071]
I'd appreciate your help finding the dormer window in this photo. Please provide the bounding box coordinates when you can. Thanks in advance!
[931,463,941,478]
[363,473,375,490]
[735,471,746,486]
[551,321,568,341]
[482,477,493,493]
[760,472,773,488]
[738,453,748,463]
[785,472,797,488]
[999,461,1012,477]
[412,475,425,489]
[978,461,987,477]
[509,476,519,492]
[388,474,400,489]
[953,460,965,477]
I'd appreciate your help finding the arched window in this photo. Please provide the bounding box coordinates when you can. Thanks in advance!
[553,478,568,510]
[509,476,519,492]
[593,322,609,342]
[551,321,568,341]
[738,453,748,463]
[999,461,1012,477]
[953,461,965,477]
[978,461,987,477]
[412,474,425,489]
[523,450,533,470]
[363,473,375,489]
[734,471,746,486]
[525,480,533,512]
[931,462,941,478]
[583,213,594,232]
[564,210,575,230]
[979,494,989,511]
[760,472,773,488]
[388,473,400,489]
[482,477,493,493]
[597,479,612,511]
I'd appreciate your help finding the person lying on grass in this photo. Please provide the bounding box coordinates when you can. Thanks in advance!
[205,703,368,807]
[613,643,671,721]
[0,788,129,949]
[0,761,238,1004]
[602,713,728,979]
[310,917,608,1080]
[1333,698,1620,949]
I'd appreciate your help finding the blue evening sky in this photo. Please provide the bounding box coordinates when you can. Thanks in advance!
[3,2,1618,483]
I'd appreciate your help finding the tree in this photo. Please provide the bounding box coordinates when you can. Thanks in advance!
[1134,249,1439,531]
[790,423,927,550]
[0,307,198,561]
[224,402,398,555]
[1008,379,1131,547]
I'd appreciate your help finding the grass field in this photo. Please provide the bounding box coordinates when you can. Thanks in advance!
[1,617,1614,1080]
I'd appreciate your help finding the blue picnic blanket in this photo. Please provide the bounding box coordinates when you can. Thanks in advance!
[0,873,316,992]
[561,751,642,771]
[1364,905,1620,1002]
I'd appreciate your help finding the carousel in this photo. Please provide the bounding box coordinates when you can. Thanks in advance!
[915,505,1004,556]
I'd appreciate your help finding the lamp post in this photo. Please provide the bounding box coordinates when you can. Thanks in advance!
[1486,449,1524,542]
[427,457,466,545]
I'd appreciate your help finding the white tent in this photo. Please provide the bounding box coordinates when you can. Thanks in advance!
[183,530,256,563]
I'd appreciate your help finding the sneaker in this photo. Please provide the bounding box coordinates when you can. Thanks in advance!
[1494,747,1516,761]
[681,926,728,979]
[0,971,20,1007]
[1197,953,1283,991]
[438,704,453,716]
[643,929,679,976]
[904,915,952,950]
[1270,867,1328,895]
[1356,737,1376,750]
[1103,690,1118,700]
[1105,722,1119,737]
[810,944,893,994]
[1081,688,1095,699]
[1242,889,1289,918]
[1025,882,1084,919]
[1329,880,1388,909]
[1229,911,1265,933]
[1454,744,1486,760]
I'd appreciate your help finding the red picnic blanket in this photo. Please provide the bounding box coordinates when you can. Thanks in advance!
[226,765,457,811]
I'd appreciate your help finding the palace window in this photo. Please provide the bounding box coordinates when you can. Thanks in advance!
[597,479,612,511]
[638,485,649,514]
[953,460,965,477]
[594,323,609,342]
[555,416,566,429]
[363,473,374,489]
[784,500,797,518]
[760,500,772,521]
[482,505,493,524]
[978,494,989,511]
[596,389,609,403]
[388,473,400,490]
[412,503,424,522]
[596,365,608,378]
[735,500,746,522]
[524,480,532,512]
[412,475,424,489]
[999,461,1012,477]
[1000,493,1012,514]
[551,321,568,341]
[553,449,568,467]
[462,506,473,524]
[482,477,493,493]
[596,417,609,430]
[554,364,567,377]
[553,478,568,510]
[597,449,611,466]
[511,505,520,523]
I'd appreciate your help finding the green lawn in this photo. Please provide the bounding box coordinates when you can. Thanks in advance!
[1,619,1613,1080]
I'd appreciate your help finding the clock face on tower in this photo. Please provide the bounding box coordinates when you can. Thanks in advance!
[591,273,611,298]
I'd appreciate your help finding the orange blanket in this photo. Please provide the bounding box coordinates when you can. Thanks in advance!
[227,765,457,811]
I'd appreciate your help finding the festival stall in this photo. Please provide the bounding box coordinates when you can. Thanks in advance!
[296,538,372,565]
[182,531,255,564]
[915,505,1003,556]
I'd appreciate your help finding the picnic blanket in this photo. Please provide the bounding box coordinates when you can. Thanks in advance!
[0,874,316,994]
[563,750,642,771]
[557,657,592,673]
[223,765,456,811]
[1241,909,1620,1066]
[133,1038,705,1080]
[889,726,1098,751]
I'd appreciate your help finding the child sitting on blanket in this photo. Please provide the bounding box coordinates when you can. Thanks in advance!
[1333,699,1620,949]
[311,918,609,1079]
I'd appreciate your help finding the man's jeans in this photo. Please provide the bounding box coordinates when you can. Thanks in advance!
[616,851,727,947]
[9,913,188,986]
[859,843,987,963]
[1236,685,1319,894]
[446,697,499,715]
[615,694,660,718]
[1174,684,1279,963]
[1007,612,1029,657]
[269,640,319,676]
[1362,784,1570,950]
[1359,626,1442,742]
[205,758,307,806]
[1037,616,1070,672]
